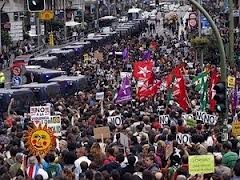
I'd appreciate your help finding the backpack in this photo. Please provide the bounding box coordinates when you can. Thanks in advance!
[47,163,59,178]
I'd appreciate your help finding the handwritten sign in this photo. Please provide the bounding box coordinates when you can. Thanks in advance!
[94,127,111,139]
[227,76,235,88]
[189,155,215,175]
[47,116,61,136]
[30,106,51,125]
[96,92,104,100]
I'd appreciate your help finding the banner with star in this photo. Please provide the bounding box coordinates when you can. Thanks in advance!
[115,76,132,104]
[133,61,153,81]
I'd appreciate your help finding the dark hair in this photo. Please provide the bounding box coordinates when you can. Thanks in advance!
[223,142,232,150]
[85,170,94,180]
[63,151,77,165]
[47,153,55,163]
[94,172,104,180]
[111,170,120,180]
[127,155,136,166]
[107,147,115,156]
[142,170,153,180]
[121,173,133,180]
[234,159,240,176]
[80,161,89,172]
[10,146,18,157]
[34,175,43,180]
[116,153,125,163]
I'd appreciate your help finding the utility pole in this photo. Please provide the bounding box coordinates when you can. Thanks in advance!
[228,0,235,67]
[36,13,41,47]
[198,0,204,70]
[81,0,85,29]
[96,0,99,32]
[64,0,67,41]
[0,1,6,54]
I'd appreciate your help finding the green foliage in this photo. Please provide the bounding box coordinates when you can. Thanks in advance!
[1,30,12,46]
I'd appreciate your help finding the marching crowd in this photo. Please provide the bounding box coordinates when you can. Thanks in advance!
[0,11,240,180]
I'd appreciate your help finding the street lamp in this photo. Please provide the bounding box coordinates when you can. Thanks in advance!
[0,0,6,54]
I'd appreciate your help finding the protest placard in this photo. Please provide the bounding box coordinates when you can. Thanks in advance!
[176,133,191,144]
[165,142,173,160]
[47,116,61,136]
[159,115,169,125]
[195,111,217,125]
[30,106,51,125]
[107,115,122,127]
[120,133,129,148]
[227,76,235,88]
[96,92,104,100]
[189,155,214,175]
[232,121,240,137]
[94,127,111,139]
[120,72,132,79]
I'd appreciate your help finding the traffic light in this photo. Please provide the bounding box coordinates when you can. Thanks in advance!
[213,82,226,113]
[27,0,45,12]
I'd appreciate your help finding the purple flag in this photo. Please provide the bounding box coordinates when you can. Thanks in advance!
[142,50,151,60]
[122,48,129,61]
[232,84,238,117]
[115,76,132,104]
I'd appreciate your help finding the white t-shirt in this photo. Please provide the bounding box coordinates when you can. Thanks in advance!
[74,156,91,180]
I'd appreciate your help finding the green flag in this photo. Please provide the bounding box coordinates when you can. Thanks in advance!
[192,72,209,111]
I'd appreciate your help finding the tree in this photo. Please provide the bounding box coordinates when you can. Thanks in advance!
[1,30,12,46]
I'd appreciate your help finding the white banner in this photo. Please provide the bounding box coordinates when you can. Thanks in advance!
[30,106,51,125]
[120,72,132,79]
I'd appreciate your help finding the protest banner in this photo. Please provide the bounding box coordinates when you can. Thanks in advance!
[186,119,197,127]
[47,116,61,136]
[189,155,215,175]
[120,72,132,79]
[165,142,173,160]
[176,133,191,144]
[195,111,217,125]
[30,106,51,125]
[182,114,194,120]
[94,127,111,139]
[159,115,169,125]
[107,115,122,127]
[96,92,104,100]
[232,121,240,137]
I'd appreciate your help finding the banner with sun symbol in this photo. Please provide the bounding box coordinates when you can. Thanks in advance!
[24,124,56,156]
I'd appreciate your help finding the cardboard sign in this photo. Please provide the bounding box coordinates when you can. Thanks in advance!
[107,115,122,127]
[189,155,215,175]
[195,111,217,125]
[227,76,235,88]
[47,116,61,136]
[83,54,89,63]
[176,133,191,144]
[120,133,129,148]
[96,92,104,100]
[94,51,103,61]
[165,142,173,160]
[120,72,132,79]
[94,127,111,139]
[232,121,240,137]
[159,115,169,125]
[30,106,51,125]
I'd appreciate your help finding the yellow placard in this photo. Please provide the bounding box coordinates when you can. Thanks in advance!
[24,124,56,156]
[83,54,89,63]
[232,121,240,137]
[39,10,54,21]
[49,32,54,47]
[189,155,215,175]
[227,76,236,88]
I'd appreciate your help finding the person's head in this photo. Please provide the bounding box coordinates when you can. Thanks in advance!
[76,147,86,158]
[80,161,89,172]
[127,155,136,166]
[59,140,68,151]
[15,153,23,163]
[142,170,153,180]
[223,141,232,153]
[47,153,55,163]
[28,156,37,166]
[34,175,43,180]
[233,159,240,176]
[111,170,120,180]
[144,154,154,168]
[94,172,104,180]
[116,153,125,164]
[106,147,115,157]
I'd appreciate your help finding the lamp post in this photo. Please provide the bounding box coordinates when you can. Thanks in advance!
[228,0,235,67]
[0,1,6,54]
[64,0,67,41]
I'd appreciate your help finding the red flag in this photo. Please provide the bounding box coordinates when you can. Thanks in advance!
[137,80,161,99]
[209,68,220,112]
[133,61,153,80]
[167,66,189,111]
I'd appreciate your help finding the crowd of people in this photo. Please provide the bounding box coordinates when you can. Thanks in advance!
[0,7,239,180]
